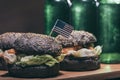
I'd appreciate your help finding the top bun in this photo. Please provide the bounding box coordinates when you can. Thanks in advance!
[0,32,24,50]
[55,30,97,48]
[0,32,62,57]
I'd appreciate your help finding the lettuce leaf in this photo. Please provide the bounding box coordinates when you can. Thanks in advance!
[16,54,59,67]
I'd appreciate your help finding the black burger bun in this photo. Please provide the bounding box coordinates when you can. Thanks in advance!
[14,33,62,57]
[55,30,100,71]
[0,32,24,50]
[60,55,100,71]
[0,32,62,78]
[0,32,62,57]
[55,30,97,48]
[8,63,59,78]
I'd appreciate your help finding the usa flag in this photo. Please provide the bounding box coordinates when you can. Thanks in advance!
[50,19,74,38]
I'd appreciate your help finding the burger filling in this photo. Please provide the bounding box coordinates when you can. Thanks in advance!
[0,49,59,67]
[0,44,102,65]
[60,45,102,59]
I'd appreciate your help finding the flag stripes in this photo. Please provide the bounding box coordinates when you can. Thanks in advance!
[51,19,73,38]
[53,26,71,38]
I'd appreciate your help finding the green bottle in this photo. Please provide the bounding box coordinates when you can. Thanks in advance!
[98,0,120,63]
[70,0,98,37]
[44,0,70,36]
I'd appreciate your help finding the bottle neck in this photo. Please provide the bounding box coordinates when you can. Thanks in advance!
[71,0,97,2]
[45,0,70,7]
[67,0,72,6]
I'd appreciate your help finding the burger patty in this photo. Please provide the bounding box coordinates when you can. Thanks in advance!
[0,32,62,57]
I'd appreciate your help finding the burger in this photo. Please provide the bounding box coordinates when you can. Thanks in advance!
[0,32,62,78]
[55,30,102,71]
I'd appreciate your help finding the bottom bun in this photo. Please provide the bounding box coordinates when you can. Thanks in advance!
[60,56,100,71]
[0,58,8,70]
[8,63,59,78]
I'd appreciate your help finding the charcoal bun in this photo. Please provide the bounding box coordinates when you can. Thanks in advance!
[0,32,62,78]
[0,32,24,50]
[60,56,100,71]
[14,33,62,56]
[55,35,74,48]
[8,63,59,78]
[0,32,62,57]
[55,30,97,48]
[56,30,100,71]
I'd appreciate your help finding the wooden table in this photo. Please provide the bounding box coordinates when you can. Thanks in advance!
[0,64,120,80]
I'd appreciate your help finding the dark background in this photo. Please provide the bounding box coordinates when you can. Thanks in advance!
[0,0,44,34]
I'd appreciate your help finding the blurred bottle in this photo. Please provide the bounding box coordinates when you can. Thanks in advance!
[70,0,98,38]
[98,0,120,63]
[44,0,70,36]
